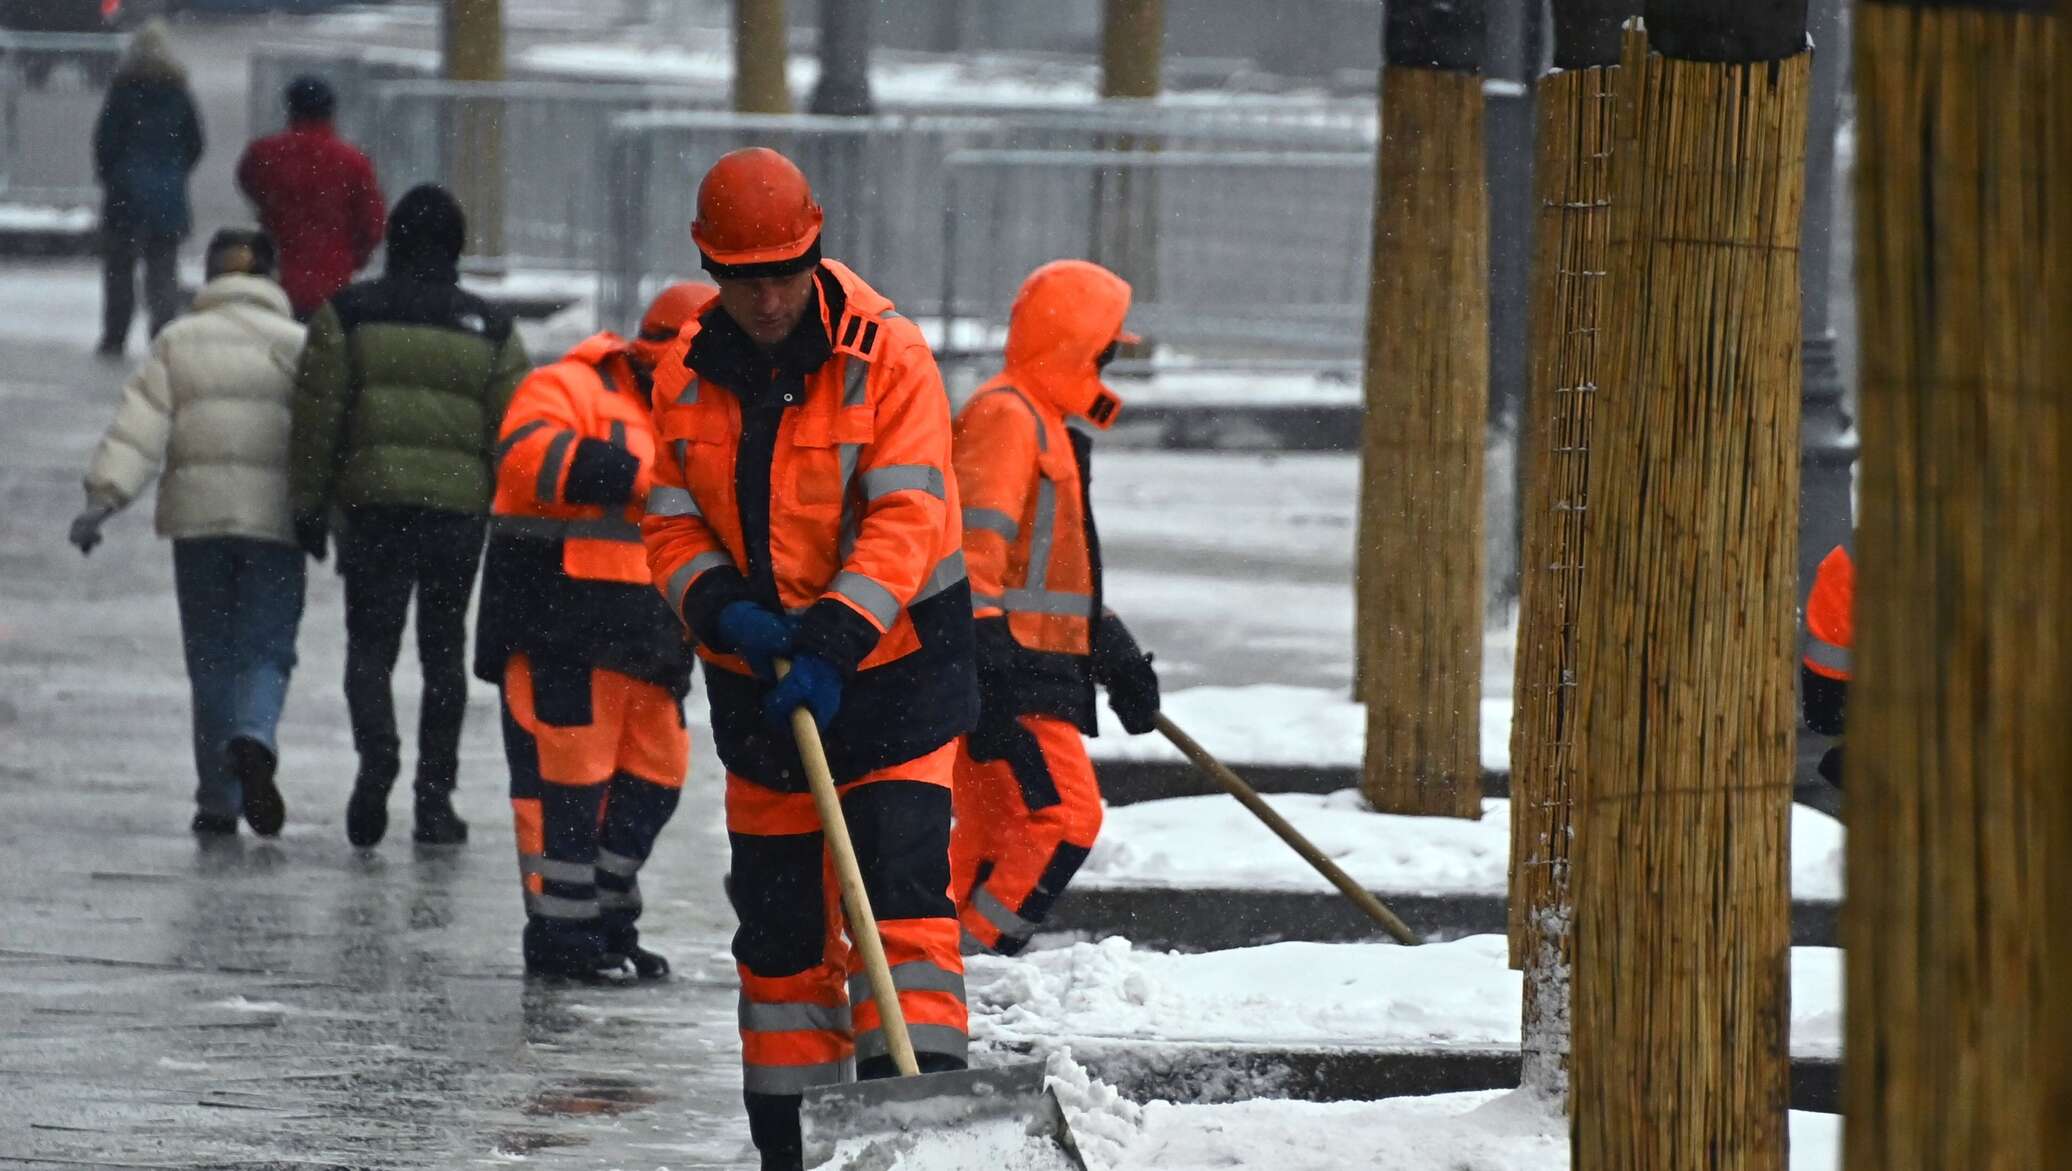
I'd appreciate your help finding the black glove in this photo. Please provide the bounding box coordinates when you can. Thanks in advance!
[294,511,329,563]
[1094,612,1160,736]
[1817,743,1844,787]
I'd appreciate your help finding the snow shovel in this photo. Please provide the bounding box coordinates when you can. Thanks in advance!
[778,663,1086,1170]
[1154,713,1424,946]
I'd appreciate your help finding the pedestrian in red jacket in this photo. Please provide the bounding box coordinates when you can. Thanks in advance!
[235,77,387,320]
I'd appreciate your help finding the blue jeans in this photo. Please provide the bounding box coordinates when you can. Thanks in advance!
[172,538,307,818]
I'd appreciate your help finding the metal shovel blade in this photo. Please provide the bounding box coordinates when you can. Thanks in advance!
[799,1061,1086,1170]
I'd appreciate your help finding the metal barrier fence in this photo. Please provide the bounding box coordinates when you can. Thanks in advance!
[0,30,127,206]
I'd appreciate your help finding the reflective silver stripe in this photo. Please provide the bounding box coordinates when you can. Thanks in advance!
[528,893,599,921]
[1025,478,1057,588]
[742,1057,854,1096]
[831,571,900,629]
[836,442,864,564]
[979,385,1047,452]
[843,357,870,407]
[740,995,853,1034]
[496,419,550,463]
[972,887,1036,939]
[861,464,944,501]
[856,1023,968,1063]
[489,515,643,543]
[536,432,576,504]
[676,375,699,404]
[962,507,1019,540]
[1002,588,1091,617]
[1805,638,1852,675]
[646,486,701,518]
[518,853,595,886]
[597,887,641,912]
[971,591,1004,612]
[848,961,967,1007]
[675,438,692,478]
[881,309,901,320]
[595,848,641,878]
[666,550,735,611]
[912,550,966,605]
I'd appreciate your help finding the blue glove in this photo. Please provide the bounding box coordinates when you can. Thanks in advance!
[764,654,842,731]
[716,602,797,681]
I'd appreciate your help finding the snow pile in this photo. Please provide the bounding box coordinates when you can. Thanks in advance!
[520,44,1102,107]
[1081,789,1847,902]
[0,204,95,232]
[969,935,1843,1058]
[1089,684,1514,771]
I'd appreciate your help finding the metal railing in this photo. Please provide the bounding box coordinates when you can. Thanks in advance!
[0,30,126,206]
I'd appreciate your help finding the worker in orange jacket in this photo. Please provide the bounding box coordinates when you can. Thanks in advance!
[947,260,1161,957]
[639,148,976,1171]
[1802,543,1852,785]
[475,282,716,981]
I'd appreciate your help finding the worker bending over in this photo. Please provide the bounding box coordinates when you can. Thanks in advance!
[1802,543,1852,785]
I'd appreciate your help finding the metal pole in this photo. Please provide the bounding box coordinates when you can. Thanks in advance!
[809,0,874,116]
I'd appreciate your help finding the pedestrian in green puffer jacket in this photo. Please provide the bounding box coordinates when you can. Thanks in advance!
[287,182,530,850]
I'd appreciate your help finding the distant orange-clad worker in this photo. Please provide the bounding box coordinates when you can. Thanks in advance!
[640,148,976,1171]
[948,259,1162,956]
[1801,543,1852,785]
[475,282,716,981]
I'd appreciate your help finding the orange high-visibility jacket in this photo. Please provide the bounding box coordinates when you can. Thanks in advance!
[952,260,1131,730]
[474,333,691,693]
[643,260,976,787]
[1803,544,1854,683]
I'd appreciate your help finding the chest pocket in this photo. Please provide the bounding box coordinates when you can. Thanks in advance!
[657,400,738,512]
[787,406,875,508]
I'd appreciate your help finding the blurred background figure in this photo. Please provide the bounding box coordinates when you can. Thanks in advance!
[91,18,203,357]
[236,75,387,321]
[71,228,307,838]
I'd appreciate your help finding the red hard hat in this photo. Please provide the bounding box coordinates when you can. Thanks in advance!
[691,148,824,272]
[639,281,719,342]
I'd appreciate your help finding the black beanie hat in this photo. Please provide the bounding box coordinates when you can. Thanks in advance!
[285,75,335,121]
[386,184,467,276]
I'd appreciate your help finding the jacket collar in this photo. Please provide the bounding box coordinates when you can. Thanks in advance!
[190,274,293,318]
[686,265,842,404]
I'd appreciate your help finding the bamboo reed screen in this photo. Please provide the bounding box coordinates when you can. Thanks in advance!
[1357,64,1488,819]
[1845,6,2062,1168]
[1569,28,1804,1169]
[1508,63,1618,1100]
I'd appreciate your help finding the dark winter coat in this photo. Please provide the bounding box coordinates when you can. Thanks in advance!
[93,73,204,239]
[235,120,387,318]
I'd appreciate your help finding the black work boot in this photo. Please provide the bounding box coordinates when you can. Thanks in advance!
[191,810,239,837]
[344,778,392,848]
[522,921,624,983]
[411,790,469,845]
[605,927,670,980]
[228,737,284,838]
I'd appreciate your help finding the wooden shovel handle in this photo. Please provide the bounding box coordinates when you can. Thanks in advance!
[780,661,921,1077]
[1154,714,1424,946]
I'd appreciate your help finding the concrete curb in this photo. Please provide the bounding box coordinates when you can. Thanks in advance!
[0,224,98,258]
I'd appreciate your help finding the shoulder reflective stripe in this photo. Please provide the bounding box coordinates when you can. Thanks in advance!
[676,375,699,404]
[527,893,600,921]
[742,1057,855,1096]
[496,419,549,463]
[831,571,900,628]
[911,550,967,605]
[740,995,853,1035]
[860,464,945,501]
[595,848,641,878]
[1024,478,1057,589]
[840,315,863,349]
[518,853,595,885]
[962,506,1019,540]
[1805,639,1852,675]
[980,385,1046,452]
[1002,587,1091,617]
[609,419,627,449]
[857,1023,968,1063]
[536,431,576,503]
[666,549,736,612]
[843,357,870,407]
[881,309,902,320]
[489,515,642,543]
[645,486,702,518]
[859,320,879,355]
[847,960,967,1006]
[972,887,1037,938]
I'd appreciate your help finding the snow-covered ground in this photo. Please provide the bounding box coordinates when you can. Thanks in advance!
[1081,788,1846,902]
[970,935,1841,1059]
[1092,683,1512,769]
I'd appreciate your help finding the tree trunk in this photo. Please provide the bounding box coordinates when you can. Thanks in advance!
[1508,0,1629,1104]
[1357,0,1488,820]
[808,0,873,115]
[1569,7,1806,1166]
[442,0,504,260]
[1844,4,2062,1169]
[1100,0,1163,98]
[2041,2,2072,1157]
[733,0,790,114]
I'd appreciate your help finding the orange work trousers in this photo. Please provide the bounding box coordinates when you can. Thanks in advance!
[949,714,1104,956]
[503,653,688,954]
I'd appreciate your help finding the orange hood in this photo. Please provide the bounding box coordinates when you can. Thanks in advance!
[1001,260,1136,428]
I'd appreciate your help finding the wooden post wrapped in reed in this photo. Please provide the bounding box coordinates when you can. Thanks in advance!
[1569,8,1806,1166]
[1508,0,1632,1103]
[733,0,792,114]
[1845,3,2063,1168]
[2041,0,2072,1155]
[1357,0,1489,819]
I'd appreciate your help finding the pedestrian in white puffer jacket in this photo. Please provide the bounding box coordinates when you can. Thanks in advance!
[72,229,309,839]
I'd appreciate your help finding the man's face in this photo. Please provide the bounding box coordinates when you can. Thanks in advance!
[716,269,817,347]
